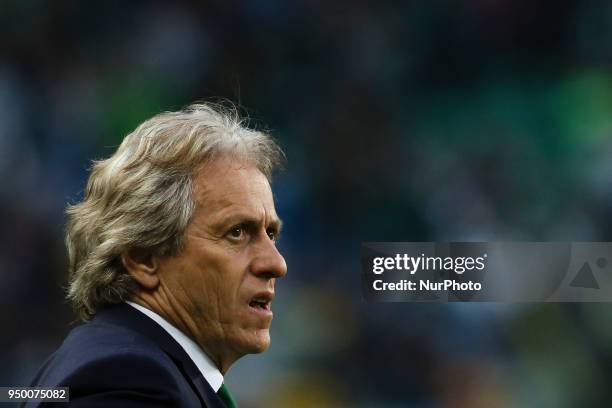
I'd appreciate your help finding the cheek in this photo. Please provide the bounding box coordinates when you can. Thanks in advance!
[158,252,216,314]
[167,242,250,314]
[193,255,245,316]
[217,269,245,310]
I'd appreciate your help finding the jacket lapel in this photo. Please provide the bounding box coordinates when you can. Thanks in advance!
[94,303,227,408]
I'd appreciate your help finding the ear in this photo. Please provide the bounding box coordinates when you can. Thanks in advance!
[121,248,160,290]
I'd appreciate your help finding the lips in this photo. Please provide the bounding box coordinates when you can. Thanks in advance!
[248,291,274,316]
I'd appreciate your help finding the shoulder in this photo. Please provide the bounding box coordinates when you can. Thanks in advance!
[28,319,199,407]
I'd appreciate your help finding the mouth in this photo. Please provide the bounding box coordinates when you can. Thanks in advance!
[249,299,271,310]
[248,292,274,316]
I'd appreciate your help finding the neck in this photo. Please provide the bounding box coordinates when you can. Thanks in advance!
[129,290,238,374]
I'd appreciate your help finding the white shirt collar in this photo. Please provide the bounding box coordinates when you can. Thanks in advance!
[126,301,224,392]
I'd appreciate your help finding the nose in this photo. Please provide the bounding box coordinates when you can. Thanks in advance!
[250,234,288,279]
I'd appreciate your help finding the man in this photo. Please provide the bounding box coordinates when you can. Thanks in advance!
[26,104,288,407]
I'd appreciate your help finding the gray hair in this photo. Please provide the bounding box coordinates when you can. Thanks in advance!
[66,103,284,321]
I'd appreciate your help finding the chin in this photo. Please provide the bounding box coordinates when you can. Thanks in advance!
[237,330,271,354]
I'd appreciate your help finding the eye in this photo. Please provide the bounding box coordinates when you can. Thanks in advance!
[227,225,244,240]
[267,228,278,242]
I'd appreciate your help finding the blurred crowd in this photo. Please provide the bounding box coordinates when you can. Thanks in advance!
[3,1,612,407]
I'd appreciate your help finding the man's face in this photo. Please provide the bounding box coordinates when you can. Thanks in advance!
[156,157,287,364]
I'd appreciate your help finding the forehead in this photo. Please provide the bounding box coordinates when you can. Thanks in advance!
[192,157,276,216]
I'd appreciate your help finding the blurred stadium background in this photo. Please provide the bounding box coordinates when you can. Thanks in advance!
[3,1,612,407]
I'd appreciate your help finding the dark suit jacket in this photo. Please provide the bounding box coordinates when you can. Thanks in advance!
[26,303,228,407]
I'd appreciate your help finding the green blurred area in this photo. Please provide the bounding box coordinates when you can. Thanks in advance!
[2,1,612,407]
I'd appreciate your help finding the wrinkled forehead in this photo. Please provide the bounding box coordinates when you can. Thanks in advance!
[192,156,276,216]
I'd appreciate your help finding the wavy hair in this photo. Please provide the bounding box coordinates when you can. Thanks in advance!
[66,103,284,320]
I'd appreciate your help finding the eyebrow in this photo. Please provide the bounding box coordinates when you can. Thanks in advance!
[274,219,283,239]
[214,213,283,234]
